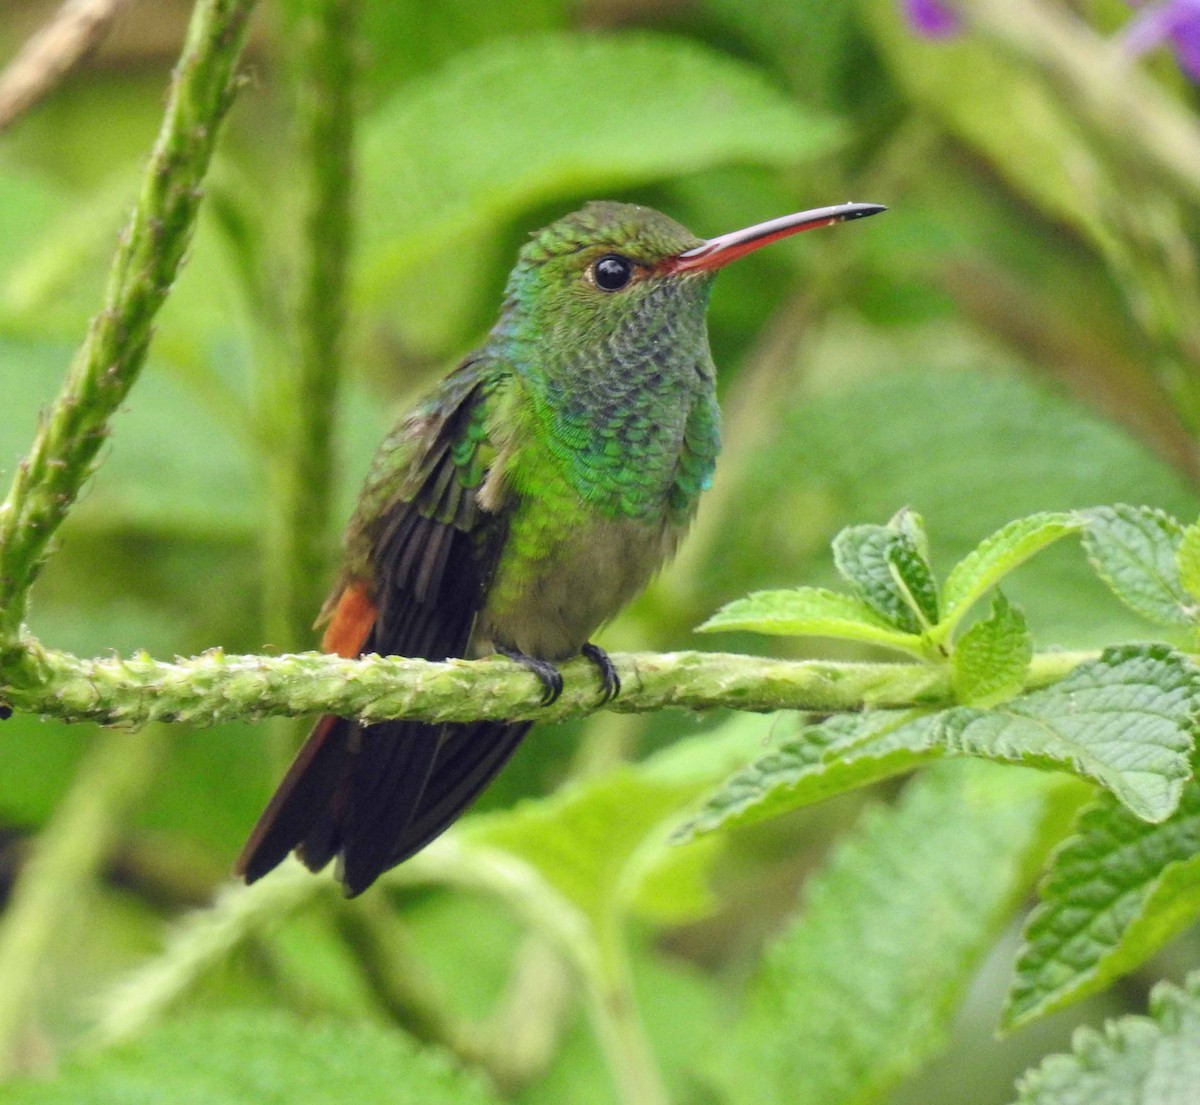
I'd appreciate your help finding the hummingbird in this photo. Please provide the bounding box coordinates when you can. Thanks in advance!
[236,198,885,896]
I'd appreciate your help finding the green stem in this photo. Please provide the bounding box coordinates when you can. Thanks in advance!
[0,725,163,1075]
[960,0,1200,206]
[261,0,356,652]
[0,642,1097,729]
[0,0,258,645]
[583,916,669,1105]
[89,862,328,1048]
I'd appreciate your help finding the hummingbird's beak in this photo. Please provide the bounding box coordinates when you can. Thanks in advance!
[663,201,887,275]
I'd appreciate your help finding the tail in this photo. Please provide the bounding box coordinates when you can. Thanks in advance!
[234,715,530,896]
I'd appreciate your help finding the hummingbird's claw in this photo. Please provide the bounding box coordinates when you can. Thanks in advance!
[581,643,621,705]
[498,645,564,706]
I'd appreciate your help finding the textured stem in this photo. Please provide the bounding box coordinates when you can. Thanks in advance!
[261,0,356,652]
[0,641,1095,728]
[0,725,163,1075]
[0,0,258,647]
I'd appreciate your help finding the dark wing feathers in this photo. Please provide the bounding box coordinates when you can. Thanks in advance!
[237,362,521,896]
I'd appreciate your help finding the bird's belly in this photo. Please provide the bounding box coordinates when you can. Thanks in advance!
[474,514,678,661]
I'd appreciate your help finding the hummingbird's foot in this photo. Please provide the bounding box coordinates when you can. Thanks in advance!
[581,643,621,704]
[498,645,564,706]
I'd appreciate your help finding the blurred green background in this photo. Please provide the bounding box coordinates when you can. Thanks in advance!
[1,0,1199,1101]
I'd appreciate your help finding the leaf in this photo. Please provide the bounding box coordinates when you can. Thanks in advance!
[464,715,769,925]
[1177,519,1200,605]
[1005,779,1200,1032]
[938,645,1197,824]
[1013,973,1200,1105]
[696,586,925,655]
[939,512,1085,633]
[676,709,944,841]
[1082,505,1195,628]
[952,592,1032,707]
[832,519,939,633]
[713,762,1083,1105]
[679,645,1198,841]
[722,369,1200,651]
[357,32,841,294]
[2,1011,502,1105]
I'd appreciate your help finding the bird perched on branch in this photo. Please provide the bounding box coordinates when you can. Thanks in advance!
[236,198,885,896]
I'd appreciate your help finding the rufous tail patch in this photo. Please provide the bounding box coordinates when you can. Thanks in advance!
[320,581,376,658]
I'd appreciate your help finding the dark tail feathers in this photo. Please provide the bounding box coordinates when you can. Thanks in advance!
[235,715,530,896]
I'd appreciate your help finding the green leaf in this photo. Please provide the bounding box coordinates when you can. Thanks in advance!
[679,645,1197,841]
[714,762,1083,1105]
[1082,505,1195,628]
[357,32,840,294]
[697,586,926,655]
[893,505,932,564]
[1005,779,1200,1032]
[939,512,1084,633]
[939,645,1197,824]
[1013,973,1200,1105]
[676,709,944,841]
[2,1011,502,1105]
[464,715,768,925]
[722,369,1199,651]
[1178,520,1200,605]
[832,518,939,634]
[952,592,1032,707]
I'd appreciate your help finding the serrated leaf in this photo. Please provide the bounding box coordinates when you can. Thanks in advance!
[1083,506,1195,628]
[358,32,840,294]
[679,645,1198,842]
[940,645,1197,824]
[892,506,932,563]
[464,715,767,925]
[939,512,1084,633]
[676,710,944,840]
[2,1011,502,1105]
[697,586,925,655]
[1178,520,1200,605]
[1005,779,1200,1032]
[1013,973,1200,1105]
[952,592,1032,706]
[726,369,1199,651]
[832,521,939,633]
[715,763,1083,1105]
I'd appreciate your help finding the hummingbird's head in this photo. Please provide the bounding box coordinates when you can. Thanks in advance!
[493,201,712,361]
[491,200,887,370]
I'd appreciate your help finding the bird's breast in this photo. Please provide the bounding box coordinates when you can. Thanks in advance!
[474,510,684,660]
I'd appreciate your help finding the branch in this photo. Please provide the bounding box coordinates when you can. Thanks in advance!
[0,642,1095,729]
[0,0,135,133]
[261,0,356,650]
[0,0,258,648]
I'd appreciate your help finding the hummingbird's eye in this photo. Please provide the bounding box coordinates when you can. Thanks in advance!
[591,254,634,291]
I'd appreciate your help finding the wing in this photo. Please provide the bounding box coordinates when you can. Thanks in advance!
[236,360,519,894]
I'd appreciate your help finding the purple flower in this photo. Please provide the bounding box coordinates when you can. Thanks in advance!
[902,0,963,38]
[1122,0,1200,81]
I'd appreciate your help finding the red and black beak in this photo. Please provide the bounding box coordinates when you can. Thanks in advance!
[662,201,886,275]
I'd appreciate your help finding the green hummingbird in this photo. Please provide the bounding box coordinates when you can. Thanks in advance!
[236,198,885,896]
